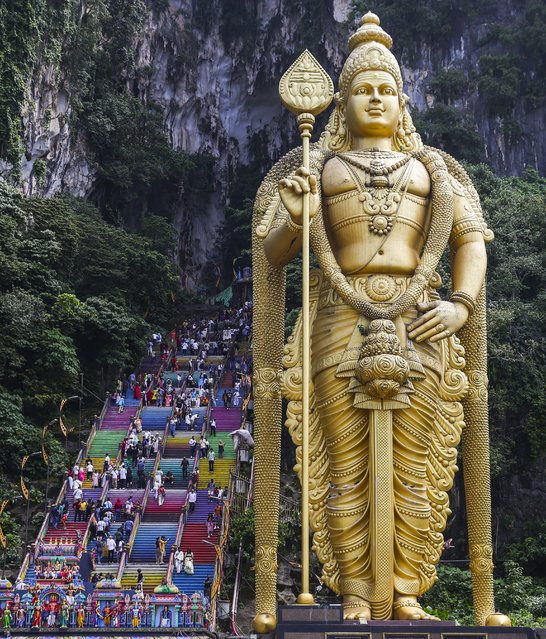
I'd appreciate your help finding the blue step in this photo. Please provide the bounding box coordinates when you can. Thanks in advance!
[171,563,214,596]
[130,522,178,563]
[141,407,172,430]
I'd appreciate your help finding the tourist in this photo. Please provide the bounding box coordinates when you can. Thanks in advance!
[207,479,215,503]
[174,547,184,574]
[188,435,197,458]
[106,536,116,563]
[187,488,197,513]
[119,465,127,489]
[204,574,212,599]
[184,549,194,575]
[157,484,166,507]
[208,447,215,472]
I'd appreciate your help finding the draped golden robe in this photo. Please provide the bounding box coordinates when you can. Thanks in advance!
[282,268,468,618]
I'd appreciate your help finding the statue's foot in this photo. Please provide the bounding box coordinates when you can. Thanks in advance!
[393,596,439,621]
[343,595,371,620]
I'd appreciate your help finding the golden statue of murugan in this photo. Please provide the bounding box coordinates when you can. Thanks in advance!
[252,13,502,632]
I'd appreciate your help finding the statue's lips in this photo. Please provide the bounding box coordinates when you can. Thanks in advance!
[366,108,385,114]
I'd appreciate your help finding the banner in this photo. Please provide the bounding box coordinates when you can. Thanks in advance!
[0,498,9,549]
[41,424,49,466]
[20,455,30,501]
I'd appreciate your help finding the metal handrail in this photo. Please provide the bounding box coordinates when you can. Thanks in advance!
[227,454,255,636]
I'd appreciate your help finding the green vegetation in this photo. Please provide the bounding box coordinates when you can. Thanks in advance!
[412,104,483,163]
[0,180,190,514]
[351,0,488,55]
[422,564,546,626]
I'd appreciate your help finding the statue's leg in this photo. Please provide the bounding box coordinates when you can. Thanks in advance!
[313,306,371,619]
[392,363,441,621]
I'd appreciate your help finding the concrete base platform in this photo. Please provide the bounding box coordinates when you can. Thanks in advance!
[274,606,536,639]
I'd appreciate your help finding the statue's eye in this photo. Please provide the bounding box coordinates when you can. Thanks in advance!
[383,87,396,95]
[356,87,368,95]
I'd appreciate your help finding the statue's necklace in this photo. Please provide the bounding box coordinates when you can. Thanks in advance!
[341,151,412,188]
[338,152,413,236]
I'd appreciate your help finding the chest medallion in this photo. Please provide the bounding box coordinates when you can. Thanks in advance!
[339,150,413,236]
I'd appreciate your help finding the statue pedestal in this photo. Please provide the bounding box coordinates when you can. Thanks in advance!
[274,606,536,639]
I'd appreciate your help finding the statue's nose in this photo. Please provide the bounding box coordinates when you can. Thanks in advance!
[370,88,381,102]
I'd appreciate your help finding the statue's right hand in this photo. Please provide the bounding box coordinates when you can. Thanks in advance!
[278,167,319,226]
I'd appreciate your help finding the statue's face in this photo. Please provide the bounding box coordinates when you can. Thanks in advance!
[345,70,400,138]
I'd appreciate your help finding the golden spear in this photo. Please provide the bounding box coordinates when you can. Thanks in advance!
[279,50,333,604]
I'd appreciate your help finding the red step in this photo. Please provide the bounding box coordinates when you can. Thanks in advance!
[43,522,87,542]
[178,523,218,562]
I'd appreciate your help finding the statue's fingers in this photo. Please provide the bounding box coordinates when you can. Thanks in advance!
[291,175,310,192]
[295,166,310,178]
[309,174,318,193]
[408,315,441,339]
[414,322,445,343]
[429,329,451,343]
[408,309,439,331]
[289,180,303,194]
[416,301,439,312]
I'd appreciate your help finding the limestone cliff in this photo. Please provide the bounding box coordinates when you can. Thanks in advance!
[4,0,546,283]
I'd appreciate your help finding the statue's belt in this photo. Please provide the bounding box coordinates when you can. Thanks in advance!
[311,273,443,388]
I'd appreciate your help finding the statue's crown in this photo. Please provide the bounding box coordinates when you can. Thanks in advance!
[348,12,393,52]
[338,11,401,97]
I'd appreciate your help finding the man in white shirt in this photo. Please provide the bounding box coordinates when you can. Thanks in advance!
[187,489,197,513]
[110,467,118,489]
[106,536,116,563]
[97,519,106,538]
[119,465,127,489]
[191,413,199,430]
[189,436,197,458]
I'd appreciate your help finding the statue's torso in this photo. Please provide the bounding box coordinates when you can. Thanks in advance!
[322,154,431,276]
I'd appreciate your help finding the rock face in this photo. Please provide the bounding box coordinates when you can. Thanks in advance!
[14,0,546,281]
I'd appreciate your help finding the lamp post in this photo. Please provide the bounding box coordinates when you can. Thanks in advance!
[60,395,82,456]
[22,451,43,550]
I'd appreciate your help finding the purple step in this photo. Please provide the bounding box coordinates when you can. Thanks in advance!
[185,490,216,523]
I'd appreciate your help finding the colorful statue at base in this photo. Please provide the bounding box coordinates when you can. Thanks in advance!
[16,605,25,628]
[2,607,11,629]
[76,602,85,628]
[59,601,70,628]
[103,603,112,627]
[253,11,502,631]
[32,602,42,628]
[131,600,141,628]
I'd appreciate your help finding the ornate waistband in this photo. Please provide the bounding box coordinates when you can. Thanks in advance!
[318,273,421,310]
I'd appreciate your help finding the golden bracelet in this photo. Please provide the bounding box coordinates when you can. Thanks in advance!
[285,215,303,234]
[450,290,476,314]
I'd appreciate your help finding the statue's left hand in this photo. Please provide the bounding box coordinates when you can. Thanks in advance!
[407,301,469,343]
